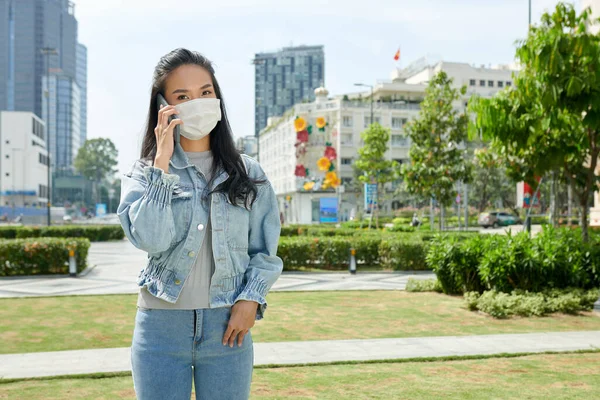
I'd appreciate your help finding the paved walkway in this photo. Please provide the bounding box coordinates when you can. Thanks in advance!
[1,330,598,380]
[0,239,435,298]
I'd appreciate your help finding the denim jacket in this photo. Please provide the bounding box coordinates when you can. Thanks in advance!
[117,143,283,320]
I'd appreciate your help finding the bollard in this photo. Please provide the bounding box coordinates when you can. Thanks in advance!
[349,248,357,275]
[68,249,77,277]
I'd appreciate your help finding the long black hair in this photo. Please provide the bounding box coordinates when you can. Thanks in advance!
[141,48,264,209]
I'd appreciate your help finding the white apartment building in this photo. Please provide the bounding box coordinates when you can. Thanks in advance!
[260,58,517,224]
[0,112,49,210]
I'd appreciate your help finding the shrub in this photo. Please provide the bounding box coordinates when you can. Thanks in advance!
[0,238,90,276]
[0,225,124,242]
[426,235,463,295]
[464,288,600,318]
[0,226,18,239]
[379,238,429,270]
[277,235,429,271]
[405,278,442,292]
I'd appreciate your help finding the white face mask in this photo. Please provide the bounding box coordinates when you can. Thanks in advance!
[175,98,221,140]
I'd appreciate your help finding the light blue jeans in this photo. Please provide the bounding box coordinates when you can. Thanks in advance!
[131,306,253,400]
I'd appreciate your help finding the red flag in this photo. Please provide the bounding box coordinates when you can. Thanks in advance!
[393,48,400,61]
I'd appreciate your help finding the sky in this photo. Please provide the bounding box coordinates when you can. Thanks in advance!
[73,0,573,175]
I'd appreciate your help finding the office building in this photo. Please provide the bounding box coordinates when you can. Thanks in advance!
[253,45,324,136]
[0,0,86,170]
[0,111,49,217]
[76,42,87,145]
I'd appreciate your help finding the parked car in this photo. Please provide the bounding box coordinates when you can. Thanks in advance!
[478,211,522,228]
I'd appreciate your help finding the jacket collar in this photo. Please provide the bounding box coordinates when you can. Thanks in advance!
[169,141,229,189]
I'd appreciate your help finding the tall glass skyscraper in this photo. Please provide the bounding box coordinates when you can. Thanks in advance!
[0,0,86,169]
[76,43,87,146]
[253,45,325,135]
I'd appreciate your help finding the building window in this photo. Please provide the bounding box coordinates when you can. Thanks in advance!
[506,81,512,87]
[479,80,485,87]
[341,177,352,186]
[469,79,476,86]
[488,80,494,87]
[341,134,353,145]
[342,116,353,127]
[364,116,381,128]
[341,158,353,165]
[391,135,409,147]
[498,81,504,88]
[391,117,407,129]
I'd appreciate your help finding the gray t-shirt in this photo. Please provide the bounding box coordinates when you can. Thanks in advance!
[137,150,215,309]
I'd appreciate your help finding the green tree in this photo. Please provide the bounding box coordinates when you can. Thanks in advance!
[400,71,472,230]
[74,138,119,206]
[469,147,518,214]
[355,123,397,228]
[470,3,600,241]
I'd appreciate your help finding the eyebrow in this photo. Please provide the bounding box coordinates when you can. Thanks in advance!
[171,84,213,94]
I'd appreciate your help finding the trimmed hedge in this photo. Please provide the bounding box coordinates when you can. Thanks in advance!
[0,225,124,242]
[465,288,600,318]
[0,238,91,276]
[277,230,484,271]
[428,227,600,295]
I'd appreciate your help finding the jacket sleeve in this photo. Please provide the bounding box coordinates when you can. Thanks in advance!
[234,181,283,320]
[117,161,180,254]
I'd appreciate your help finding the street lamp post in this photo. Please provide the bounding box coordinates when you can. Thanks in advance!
[529,0,532,26]
[354,83,374,125]
[41,47,58,226]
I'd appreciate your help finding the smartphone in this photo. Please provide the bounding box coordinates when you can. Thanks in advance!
[157,93,180,144]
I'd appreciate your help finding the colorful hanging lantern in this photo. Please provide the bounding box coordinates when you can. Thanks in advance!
[294,117,307,132]
[317,157,331,172]
[295,165,307,177]
[303,181,315,191]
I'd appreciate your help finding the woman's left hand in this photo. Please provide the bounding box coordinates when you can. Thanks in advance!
[223,300,258,347]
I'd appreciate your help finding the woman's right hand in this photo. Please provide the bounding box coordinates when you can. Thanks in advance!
[154,104,183,172]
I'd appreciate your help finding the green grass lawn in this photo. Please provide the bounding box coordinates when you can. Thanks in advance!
[1,291,599,354]
[1,352,598,399]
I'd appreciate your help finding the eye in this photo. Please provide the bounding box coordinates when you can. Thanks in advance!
[177,94,190,101]
[202,90,213,96]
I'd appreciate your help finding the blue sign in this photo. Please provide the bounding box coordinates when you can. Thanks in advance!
[319,198,338,223]
[1,190,36,196]
[364,183,377,212]
[96,203,107,217]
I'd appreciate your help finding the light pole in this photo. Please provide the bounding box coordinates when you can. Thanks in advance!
[528,0,532,26]
[354,83,374,125]
[41,47,58,226]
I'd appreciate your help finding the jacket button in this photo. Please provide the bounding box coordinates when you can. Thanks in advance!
[197,224,204,231]
[174,279,182,285]
[188,251,195,258]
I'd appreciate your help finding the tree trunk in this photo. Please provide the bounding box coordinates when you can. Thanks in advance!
[550,171,558,228]
[430,197,435,231]
[567,183,573,227]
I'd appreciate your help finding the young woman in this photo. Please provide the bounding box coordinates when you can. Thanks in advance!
[118,48,283,400]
